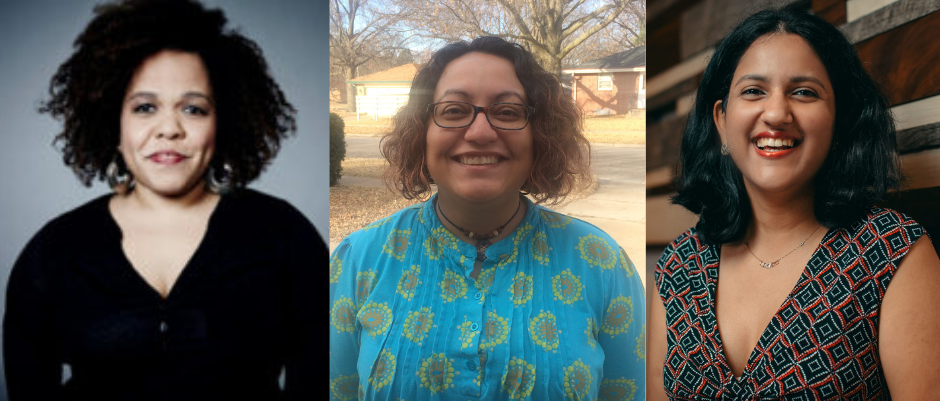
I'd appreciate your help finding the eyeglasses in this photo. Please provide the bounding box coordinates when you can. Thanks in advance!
[427,101,536,130]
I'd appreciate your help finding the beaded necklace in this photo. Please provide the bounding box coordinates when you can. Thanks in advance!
[436,197,522,262]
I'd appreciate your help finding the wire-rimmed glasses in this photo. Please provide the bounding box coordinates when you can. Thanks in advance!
[427,101,536,130]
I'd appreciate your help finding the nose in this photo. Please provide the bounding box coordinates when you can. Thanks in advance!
[156,113,185,140]
[463,109,498,144]
[761,91,793,127]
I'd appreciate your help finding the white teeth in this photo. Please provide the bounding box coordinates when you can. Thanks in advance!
[460,156,499,165]
[755,137,796,149]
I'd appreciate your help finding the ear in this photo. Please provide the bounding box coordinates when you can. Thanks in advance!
[713,99,727,144]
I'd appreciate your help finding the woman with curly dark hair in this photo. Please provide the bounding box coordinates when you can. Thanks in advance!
[329,36,645,400]
[648,4,940,400]
[2,0,323,399]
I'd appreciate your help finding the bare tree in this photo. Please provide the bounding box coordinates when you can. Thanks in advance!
[562,0,645,67]
[615,0,645,47]
[330,0,411,112]
[401,0,638,76]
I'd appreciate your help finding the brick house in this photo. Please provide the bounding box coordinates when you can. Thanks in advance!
[563,46,646,115]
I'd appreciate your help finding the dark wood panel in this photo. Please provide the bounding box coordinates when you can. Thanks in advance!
[647,73,702,111]
[648,16,681,77]
[646,113,688,171]
[856,11,940,107]
[898,122,940,155]
[680,0,801,60]
[649,0,702,32]
[841,0,940,43]
[884,186,940,255]
[812,0,845,26]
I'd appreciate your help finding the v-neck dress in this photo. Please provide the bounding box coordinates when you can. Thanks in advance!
[329,194,646,401]
[3,189,325,401]
[654,208,927,400]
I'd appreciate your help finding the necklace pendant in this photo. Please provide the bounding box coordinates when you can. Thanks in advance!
[760,261,777,269]
[475,239,492,263]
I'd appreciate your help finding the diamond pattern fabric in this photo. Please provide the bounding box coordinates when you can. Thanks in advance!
[654,208,926,400]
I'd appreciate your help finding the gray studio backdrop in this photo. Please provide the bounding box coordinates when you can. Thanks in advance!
[0,0,328,397]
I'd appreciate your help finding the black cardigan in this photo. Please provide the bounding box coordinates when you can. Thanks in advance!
[3,189,324,401]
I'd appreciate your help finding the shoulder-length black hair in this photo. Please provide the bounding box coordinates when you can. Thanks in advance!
[42,0,296,190]
[671,3,902,244]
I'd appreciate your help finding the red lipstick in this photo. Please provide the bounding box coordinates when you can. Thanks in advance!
[752,131,800,158]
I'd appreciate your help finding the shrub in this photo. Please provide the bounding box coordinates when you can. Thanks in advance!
[329,112,346,186]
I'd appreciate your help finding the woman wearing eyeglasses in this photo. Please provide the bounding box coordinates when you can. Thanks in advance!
[329,36,645,400]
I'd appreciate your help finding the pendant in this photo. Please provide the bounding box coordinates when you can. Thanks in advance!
[475,239,492,262]
[759,261,777,269]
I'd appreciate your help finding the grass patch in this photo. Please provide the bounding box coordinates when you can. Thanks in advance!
[344,125,389,136]
[583,131,645,145]
[583,114,645,131]
[340,116,393,136]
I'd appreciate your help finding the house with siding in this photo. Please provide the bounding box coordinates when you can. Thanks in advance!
[563,46,646,115]
[346,63,419,120]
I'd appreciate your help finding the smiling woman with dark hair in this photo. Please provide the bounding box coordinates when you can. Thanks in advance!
[648,4,940,400]
[2,0,323,399]
[329,36,645,400]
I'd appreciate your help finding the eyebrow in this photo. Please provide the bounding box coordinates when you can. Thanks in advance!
[126,91,214,104]
[436,89,525,103]
[789,75,826,88]
[734,74,827,89]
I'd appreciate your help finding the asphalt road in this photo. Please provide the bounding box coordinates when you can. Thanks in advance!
[344,136,385,158]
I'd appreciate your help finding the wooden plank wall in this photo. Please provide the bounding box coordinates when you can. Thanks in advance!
[646,0,940,252]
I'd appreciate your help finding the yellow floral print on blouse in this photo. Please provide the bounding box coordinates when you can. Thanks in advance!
[329,194,645,400]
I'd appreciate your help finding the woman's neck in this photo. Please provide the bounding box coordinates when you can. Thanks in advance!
[118,184,219,215]
[435,192,526,246]
[743,182,820,245]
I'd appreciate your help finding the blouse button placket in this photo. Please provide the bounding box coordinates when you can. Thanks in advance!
[455,258,488,399]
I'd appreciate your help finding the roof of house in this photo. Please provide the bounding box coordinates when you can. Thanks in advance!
[564,46,646,72]
[347,63,420,84]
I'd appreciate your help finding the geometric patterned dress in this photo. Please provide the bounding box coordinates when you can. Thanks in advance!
[655,208,927,400]
[330,193,646,400]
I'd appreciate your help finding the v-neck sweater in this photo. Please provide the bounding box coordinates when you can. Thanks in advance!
[654,208,927,400]
[4,189,324,401]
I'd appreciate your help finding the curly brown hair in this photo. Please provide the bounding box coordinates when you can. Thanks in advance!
[41,0,296,189]
[380,36,591,205]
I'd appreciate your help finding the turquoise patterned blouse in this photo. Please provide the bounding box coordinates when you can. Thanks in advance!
[329,194,646,400]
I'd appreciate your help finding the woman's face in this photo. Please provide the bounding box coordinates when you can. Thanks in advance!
[119,50,216,198]
[714,33,835,196]
[426,52,534,205]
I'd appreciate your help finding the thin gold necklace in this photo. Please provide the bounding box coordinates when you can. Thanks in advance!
[745,224,823,269]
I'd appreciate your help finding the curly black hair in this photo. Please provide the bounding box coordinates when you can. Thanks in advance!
[671,3,902,244]
[41,0,296,190]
